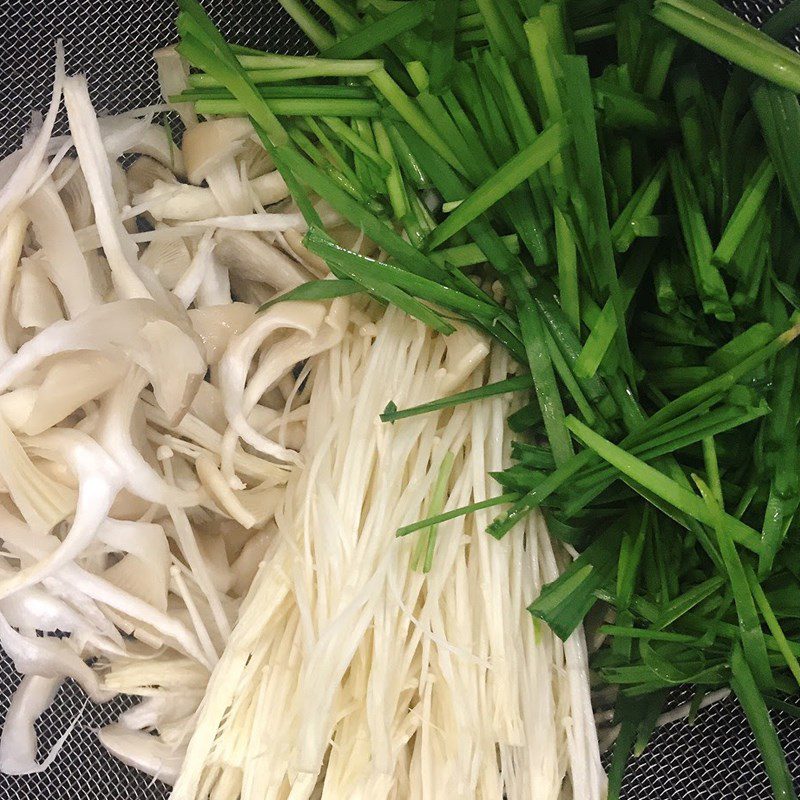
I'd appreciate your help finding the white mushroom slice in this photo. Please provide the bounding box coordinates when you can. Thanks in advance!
[0,388,38,431]
[136,319,206,424]
[98,725,184,784]
[86,252,113,302]
[0,406,76,534]
[196,246,231,308]
[188,303,257,366]
[0,44,65,229]
[218,301,327,464]
[54,159,94,229]
[13,257,63,331]
[205,157,250,217]
[126,155,179,197]
[0,582,119,651]
[181,118,254,186]
[134,175,290,223]
[249,170,290,206]
[0,428,124,600]
[238,138,275,179]
[23,178,102,316]
[22,351,127,435]
[134,180,220,222]
[118,691,203,732]
[219,299,349,467]
[140,236,193,291]
[99,116,184,174]
[0,613,113,704]
[104,486,153,521]
[0,675,70,775]
[0,211,29,363]
[110,160,138,235]
[214,230,308,290]
[99,369,203,508]
[277,224,374,280]
[230,524,274,597]
[102,655,210,697]
[110,159,130,208]
[154,46,198,130]
[173,232,216,308]
[0,299,205,425]
[281,229,329,278]
[63,77,156,302]
[228,275,272,308]
[187,381,226,432]
[102,553,169,613]
[195,530,235,594]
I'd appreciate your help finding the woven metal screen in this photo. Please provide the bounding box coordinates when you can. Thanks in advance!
[0,1,799,798]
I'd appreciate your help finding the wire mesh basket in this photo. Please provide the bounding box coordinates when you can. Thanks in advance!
[0,1,799,798]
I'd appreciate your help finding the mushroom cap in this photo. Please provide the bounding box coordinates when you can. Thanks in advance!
[182,118,254,185]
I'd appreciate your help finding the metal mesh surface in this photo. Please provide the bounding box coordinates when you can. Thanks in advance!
[604,689,800,798]
[1,1,799,798]
[0,0,315,155]
[0,658,171,800]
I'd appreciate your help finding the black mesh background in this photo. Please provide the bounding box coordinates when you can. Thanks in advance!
[603,688,800,798]
[0,663,170,800]
[1,1,799,798]
[0,0,316,154]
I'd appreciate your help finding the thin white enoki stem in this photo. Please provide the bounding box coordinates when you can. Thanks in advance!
[170,564,219,667]
[308,314,532,796]
[141,394,289,484]
[467,351,523,743]
[656,688,731,728]
[537,517,607,800]
[170,543,295,800]
[241,612,303,797]
[27,139,76,199]
[162,457,231,643]
[346,317,567,795]
[296,325,444,688]
[564,626,608,799]
[277,360,313,449]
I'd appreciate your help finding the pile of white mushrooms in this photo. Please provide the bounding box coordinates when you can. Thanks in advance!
[0,45,368,779]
